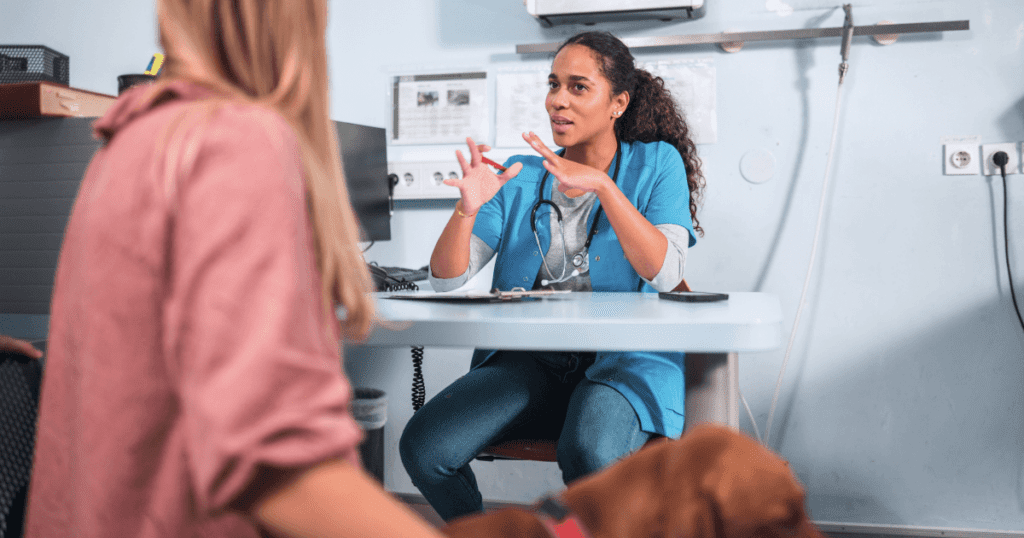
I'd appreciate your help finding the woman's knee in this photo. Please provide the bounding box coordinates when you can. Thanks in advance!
[557,433,609,484]
[398,417,426,476]
[398,411,456,480]
[556,427,650,484]
[398,397,494,482]
[557,383,650,482]
[557,429,615,469]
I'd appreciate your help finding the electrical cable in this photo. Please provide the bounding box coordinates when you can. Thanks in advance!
[361,240,375,253]
[763,9,852,446]
[994,152,1024,336]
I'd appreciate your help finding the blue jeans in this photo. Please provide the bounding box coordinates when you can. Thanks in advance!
[398,350,652,522]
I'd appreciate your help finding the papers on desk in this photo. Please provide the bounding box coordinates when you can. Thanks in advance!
[386,288,571,303]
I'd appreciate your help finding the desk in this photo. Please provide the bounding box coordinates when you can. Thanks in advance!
[364,291,782,428]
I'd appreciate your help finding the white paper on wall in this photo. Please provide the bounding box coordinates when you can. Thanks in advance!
[640,58,718,145]
[392,72,489,145]
[494,60,717,148]
[494,70,556,150]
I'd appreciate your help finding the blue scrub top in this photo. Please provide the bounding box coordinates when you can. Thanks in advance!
[469,140,697,438]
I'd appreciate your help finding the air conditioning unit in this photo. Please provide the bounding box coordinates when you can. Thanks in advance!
[524,0,705,27]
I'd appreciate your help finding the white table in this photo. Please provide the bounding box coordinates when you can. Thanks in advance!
[363,291,783,428]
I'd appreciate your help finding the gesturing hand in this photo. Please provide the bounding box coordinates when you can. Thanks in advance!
[523,131,613,196]
[0,334,43,359]
[446,137,522,215]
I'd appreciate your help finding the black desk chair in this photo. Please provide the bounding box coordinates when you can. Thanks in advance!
[0,344,44,538]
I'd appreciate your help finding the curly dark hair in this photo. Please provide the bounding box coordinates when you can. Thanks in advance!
[557,31,705,237]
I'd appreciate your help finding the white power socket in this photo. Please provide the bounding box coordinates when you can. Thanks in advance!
[981,143,1021,176]
[943,143,980,175]
[388,162,423,199]
[388,161,462,199]
[420,163,462,199]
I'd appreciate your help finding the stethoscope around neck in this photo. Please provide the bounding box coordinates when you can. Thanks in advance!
[531,141,622,287]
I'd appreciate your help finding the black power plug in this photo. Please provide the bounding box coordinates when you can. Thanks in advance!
[993,150,1009,179]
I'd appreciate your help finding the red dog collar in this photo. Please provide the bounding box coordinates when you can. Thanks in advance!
[534,495,593,538]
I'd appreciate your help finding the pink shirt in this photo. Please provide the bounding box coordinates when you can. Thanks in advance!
[27,82,364,537]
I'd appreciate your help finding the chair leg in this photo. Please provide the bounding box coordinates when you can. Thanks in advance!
[684,352,739,430]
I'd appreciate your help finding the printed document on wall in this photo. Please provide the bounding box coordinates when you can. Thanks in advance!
[639,59,717,145]
[392,72,488,145]
[495,61,716,147]
[494,70,555,149]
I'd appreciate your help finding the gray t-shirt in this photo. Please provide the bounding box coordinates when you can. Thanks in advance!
[431,177,689,293]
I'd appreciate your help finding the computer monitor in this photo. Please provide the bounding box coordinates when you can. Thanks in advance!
[0,117,99,315]
[0,118,392,316]
[335,120,391,242]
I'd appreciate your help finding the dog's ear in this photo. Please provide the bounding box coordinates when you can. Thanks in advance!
[675,492,721,538]
[700,433,815,538]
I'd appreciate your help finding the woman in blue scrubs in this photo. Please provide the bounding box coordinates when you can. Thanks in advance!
[399,31,706,522]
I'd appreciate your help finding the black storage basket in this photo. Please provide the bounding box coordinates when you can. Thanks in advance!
[0,45,69,86]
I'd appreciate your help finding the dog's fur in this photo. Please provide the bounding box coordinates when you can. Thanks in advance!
[442,425,826,538]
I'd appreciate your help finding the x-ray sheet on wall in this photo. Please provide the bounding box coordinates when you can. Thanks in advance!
[392,72,488,145]
[639,59,717,145]
[494,70,556,150]
[494,60,716,148]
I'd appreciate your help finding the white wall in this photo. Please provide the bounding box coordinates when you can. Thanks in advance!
[4,0,1024,532]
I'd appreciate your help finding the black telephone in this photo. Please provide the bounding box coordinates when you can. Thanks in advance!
[368,263,427,292]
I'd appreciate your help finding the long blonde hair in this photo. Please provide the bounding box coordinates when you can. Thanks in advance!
[152,0,374,340]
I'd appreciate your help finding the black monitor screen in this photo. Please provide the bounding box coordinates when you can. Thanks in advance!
[0,119,391,316]
[335,121,390,242]
[1,117,100,315]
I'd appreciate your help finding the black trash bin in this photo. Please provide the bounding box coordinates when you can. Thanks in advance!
[351,388,387,484]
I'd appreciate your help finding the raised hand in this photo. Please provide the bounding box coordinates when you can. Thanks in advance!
[446,137,522,214]
[523,131,613,196]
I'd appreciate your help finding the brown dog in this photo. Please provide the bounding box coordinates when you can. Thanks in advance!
[442,424,826,538]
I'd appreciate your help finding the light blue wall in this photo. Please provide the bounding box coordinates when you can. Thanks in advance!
[4,0,1024,532]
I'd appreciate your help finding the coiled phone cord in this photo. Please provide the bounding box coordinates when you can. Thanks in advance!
[380,280,429,412]
[410,346,426,411]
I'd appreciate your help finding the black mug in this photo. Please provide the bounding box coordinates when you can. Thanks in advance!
[117,74,157,95]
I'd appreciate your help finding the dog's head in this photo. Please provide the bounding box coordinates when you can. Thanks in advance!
[560,424,825,538]
[663,425,827,538]
[443,425,826,538]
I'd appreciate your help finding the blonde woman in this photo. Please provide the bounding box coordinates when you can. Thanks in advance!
[25,1,444,537]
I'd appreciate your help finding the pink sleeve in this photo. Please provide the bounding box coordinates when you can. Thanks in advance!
[162,105,363,515]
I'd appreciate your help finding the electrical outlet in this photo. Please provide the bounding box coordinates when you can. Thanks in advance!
[981,143,1021,176]
[420,163,462,199]
[387,161,462,199]
[943,143,980,175]
[388,162,422,199]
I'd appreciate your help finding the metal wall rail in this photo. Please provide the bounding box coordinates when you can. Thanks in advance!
[515,20,969,54]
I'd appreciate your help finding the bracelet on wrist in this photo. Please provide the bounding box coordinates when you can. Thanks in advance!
[456,200,477,218]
